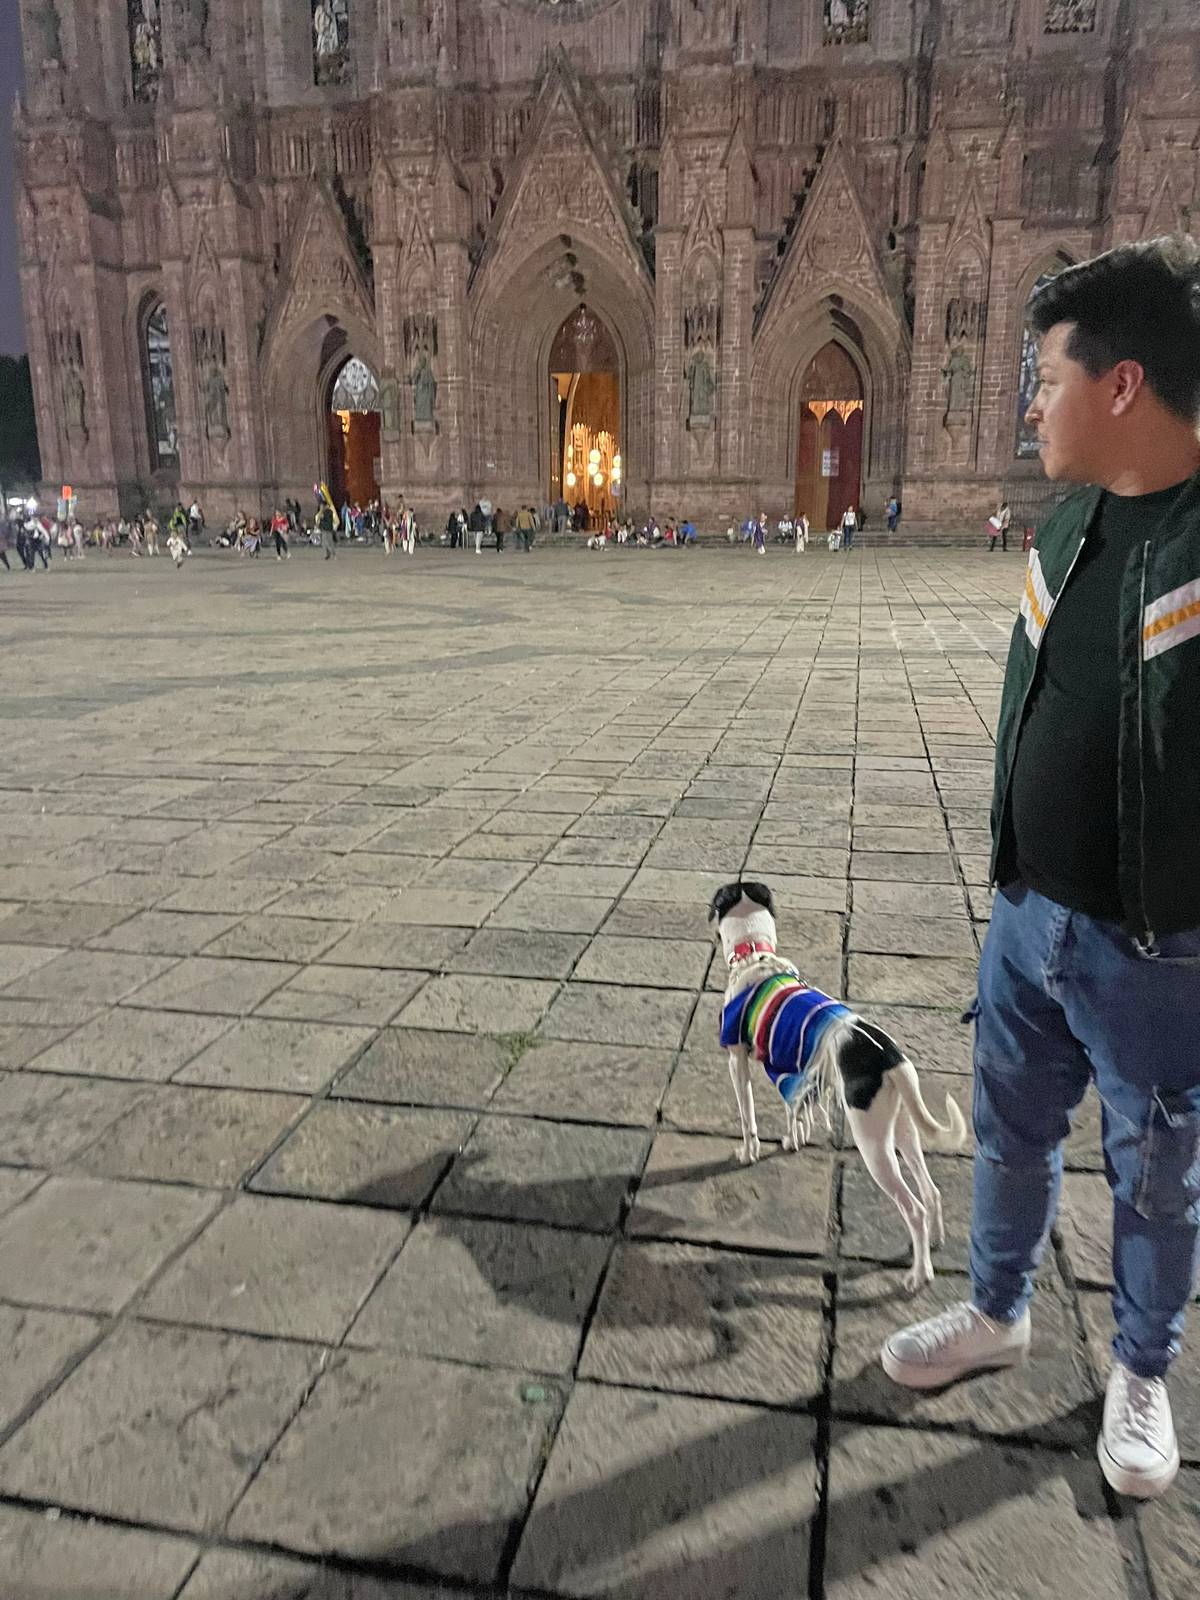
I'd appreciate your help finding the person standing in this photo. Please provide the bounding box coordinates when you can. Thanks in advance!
[752,513,766,557]
[886,495,901,533]
[0,517,12,572]
[494,506,507,554]
[795,512,810,553]
[882,238,1200,1503]
[144,513,159,555]
[515,504,534,553]
[840,504,858,551]
[187,499,204,547]
[167,528,188,567]
[989,500,1013,552]
[316,501,336,560]
[270,506,290,560]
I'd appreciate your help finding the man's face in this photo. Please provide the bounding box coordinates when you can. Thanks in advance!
[1023,321,1117,483]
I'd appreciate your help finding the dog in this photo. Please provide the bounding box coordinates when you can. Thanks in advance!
[709,879,967,1294]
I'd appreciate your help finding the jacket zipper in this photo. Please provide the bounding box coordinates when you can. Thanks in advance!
[994,533,1089,874]
[1135,541,1154,949]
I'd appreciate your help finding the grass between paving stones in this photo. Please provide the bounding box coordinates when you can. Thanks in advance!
[491,1030,542,1075]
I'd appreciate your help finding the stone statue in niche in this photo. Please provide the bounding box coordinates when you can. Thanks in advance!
[685,349,716,423]
[412,355,437,424]
[683,0,733,46]
[942,346,974,415]
[129,0,162,102]
[379,373,401,439]
[175,0,209,54]
[312,0,349,87]
[30,0,63,64]
[52,325,88,440]
[194,322,230,441]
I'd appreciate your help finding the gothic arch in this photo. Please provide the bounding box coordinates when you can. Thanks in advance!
[1010,249,1074,460]
[133,288,179,476]
[469,230,655,507]
[751,284,909,505]
[263,308,382,497]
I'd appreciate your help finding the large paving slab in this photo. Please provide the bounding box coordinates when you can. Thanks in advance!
[0,548,1176,1599]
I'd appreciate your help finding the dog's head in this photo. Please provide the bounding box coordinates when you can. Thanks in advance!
[707,880,778,964]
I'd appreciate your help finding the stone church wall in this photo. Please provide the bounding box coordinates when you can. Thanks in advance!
[13,0,1200,535]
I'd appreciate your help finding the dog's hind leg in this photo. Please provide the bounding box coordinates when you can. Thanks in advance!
[893,1106,945,1251]
[729,1049,761,1165]
[846,1098,934,1294]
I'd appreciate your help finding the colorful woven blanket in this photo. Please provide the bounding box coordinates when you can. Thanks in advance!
[719,973,852,1107]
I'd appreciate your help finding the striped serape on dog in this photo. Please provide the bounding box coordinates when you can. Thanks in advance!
[719,972,853,1107]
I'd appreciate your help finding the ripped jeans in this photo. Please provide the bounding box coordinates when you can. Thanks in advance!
[970,882,1200,1377]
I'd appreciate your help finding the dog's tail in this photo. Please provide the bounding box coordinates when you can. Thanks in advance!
[892,1058,967,1149]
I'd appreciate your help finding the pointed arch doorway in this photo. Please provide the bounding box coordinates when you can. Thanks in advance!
[326,356,381,507]
[795,342,864,530]
[548,306,622,525]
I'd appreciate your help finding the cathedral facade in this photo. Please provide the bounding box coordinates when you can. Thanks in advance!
[13,0,1200,533]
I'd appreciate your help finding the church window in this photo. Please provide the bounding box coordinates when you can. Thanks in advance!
[1015,265,1069,458]
[142,300,178,470]
[823,0,870,46]
[128,0,162,103]
[329,357,379,412]
[312,0,350,87]
[1044,1,1097,33]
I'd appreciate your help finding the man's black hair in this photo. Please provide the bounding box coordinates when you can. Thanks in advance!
[1028,236,1200,424]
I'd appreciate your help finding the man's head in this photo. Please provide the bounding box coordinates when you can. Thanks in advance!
[1024,237,1200,485]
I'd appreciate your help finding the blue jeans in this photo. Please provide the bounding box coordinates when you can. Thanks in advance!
[970,882,1200,1377]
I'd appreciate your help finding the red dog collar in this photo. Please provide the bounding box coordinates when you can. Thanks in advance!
[728,939,775,966]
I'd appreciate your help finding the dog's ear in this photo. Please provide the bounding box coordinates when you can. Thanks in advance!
[740,881,776,917]
[707,881,742,924]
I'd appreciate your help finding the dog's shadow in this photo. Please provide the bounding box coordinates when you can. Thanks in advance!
[341,1145,834,1331]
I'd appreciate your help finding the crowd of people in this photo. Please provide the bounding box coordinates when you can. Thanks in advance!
[0,486,921,575]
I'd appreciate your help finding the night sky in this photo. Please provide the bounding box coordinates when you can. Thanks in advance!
[0,0,25,355]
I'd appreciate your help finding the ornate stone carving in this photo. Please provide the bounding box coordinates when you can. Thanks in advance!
[1044,1,1096,33]
[175,0,209,55]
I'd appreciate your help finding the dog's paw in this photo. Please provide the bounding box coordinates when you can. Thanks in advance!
[904,1263,935,1296]
[737,1136,761,1165]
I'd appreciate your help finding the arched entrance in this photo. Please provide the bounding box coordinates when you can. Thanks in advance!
[327,356,381,507]
[795,342,864,530]
[549,306,621,525]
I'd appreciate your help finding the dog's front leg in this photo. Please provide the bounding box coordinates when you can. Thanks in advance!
[728,1049,760,1164]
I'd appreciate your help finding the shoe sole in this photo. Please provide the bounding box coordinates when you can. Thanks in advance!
[1097,1436,1180,1499]
[881,1341,1029,1391]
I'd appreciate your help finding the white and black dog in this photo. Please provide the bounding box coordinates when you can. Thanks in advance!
[709,880,966,1293]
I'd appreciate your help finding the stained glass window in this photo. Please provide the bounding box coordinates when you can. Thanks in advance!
[1015,268,1066,459]
[143,301,178,469]
[1044,1,1097,33]
[824,0,869,46]
[312,0,350,87]
[330,357,379,412]
[129,0,162,102]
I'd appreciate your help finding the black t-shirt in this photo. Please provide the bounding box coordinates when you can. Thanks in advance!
[1006,481,1187,920]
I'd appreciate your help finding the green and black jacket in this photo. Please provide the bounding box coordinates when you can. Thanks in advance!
[990,472,1200,940]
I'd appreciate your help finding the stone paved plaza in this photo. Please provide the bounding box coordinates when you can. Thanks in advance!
[0,545,1195,1600]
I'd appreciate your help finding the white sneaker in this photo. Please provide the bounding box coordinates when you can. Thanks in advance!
[1098,1362,1179,1499]
[881,1300,1031,1390]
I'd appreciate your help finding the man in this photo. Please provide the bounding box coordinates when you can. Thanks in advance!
[989,499,1013,552]
[316,500,337,560]
[883,238,1200,1503]
[886,495,901,533]
[515,504,535,553]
